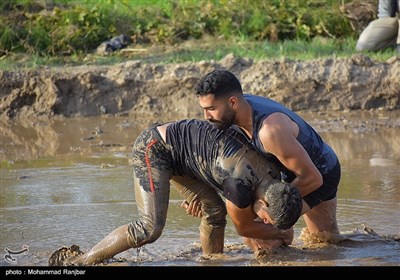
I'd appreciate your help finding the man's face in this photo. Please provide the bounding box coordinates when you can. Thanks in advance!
[253,200,276,225]
[198,94,236,130]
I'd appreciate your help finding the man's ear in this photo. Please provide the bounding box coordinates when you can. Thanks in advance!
[228,96,238,109]
[258,199,269,208]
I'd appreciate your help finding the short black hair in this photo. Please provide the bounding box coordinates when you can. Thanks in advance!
[259,180,302,230]
[195,69,243,98]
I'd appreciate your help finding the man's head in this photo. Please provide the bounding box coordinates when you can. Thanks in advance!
[253,180,302,230]
[195,70,243,130]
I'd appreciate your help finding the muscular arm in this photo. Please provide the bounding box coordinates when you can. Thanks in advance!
[260,113,322,197]
[226,200,293,243]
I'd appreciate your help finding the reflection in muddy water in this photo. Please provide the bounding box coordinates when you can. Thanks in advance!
[1,111,399,266]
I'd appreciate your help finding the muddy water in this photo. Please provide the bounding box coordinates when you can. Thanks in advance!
[1,111,399,267]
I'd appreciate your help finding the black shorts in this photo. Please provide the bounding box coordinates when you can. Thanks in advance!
[303,160,341,209]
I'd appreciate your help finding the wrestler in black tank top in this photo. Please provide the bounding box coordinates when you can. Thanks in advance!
[165,119,263,208]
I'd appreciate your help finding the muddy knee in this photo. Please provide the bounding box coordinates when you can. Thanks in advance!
[201,200,227,226]
[200,204,227,238]
[199,202,227,254]
[127,219,164,247]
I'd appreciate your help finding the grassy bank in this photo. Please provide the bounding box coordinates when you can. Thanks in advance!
[1,0,395,70]
[1,35,397,70]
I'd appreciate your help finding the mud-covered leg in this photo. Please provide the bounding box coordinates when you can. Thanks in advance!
[171,176,227,255]
[67,225,132,266]
[199,208,225,254]
[66,127,172,266]
[397,17,400,53]
[303,197,339,234]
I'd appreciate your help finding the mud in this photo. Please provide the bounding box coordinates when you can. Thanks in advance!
[1,54,399,121]
[1,53,399,267]
[46,228,399,267]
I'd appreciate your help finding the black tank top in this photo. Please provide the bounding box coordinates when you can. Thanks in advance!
[244,94,338,178]
[166,119,280,208]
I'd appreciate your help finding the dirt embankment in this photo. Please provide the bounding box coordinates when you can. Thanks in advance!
[0,54,399,121]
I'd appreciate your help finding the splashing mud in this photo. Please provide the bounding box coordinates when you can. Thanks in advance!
[46,225,399,267]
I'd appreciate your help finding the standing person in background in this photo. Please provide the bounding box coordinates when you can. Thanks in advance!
[356,0,399,52]
[194,70,342,239]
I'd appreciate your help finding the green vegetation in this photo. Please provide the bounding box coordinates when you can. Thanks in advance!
[1,0,394,70]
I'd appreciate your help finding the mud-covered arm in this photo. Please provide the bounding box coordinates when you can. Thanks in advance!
[225,200,293,244]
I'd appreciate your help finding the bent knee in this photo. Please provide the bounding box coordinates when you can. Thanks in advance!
[127,220,164,247]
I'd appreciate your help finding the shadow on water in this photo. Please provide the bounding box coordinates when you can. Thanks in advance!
[0,111,399,266]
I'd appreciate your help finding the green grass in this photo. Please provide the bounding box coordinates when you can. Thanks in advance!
[0,35,396,71]
[1,1,362,53]
[1,0,392,70]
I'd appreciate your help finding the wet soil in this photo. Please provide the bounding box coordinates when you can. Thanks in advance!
[0,54,399,122]
[1,52,399,267]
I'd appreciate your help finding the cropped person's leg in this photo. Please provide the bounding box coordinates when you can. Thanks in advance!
[356,17,398,51]
[171,176,227,254]
[397,18,400,52]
